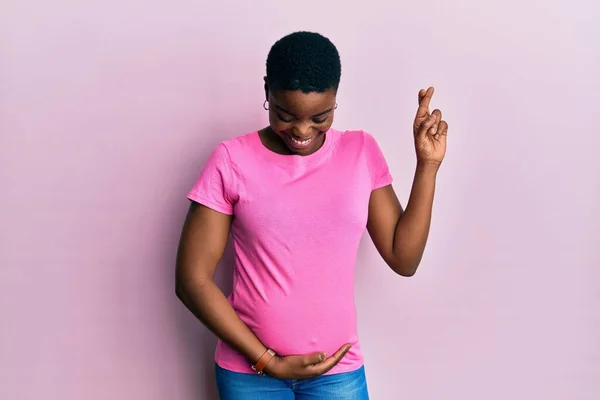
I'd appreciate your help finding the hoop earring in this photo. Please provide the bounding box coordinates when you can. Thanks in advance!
[263,100,269,110]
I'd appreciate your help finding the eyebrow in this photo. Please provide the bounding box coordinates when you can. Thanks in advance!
[274,105,334,118]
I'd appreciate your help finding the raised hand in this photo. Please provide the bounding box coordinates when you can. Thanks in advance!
[413,87,448,166]
[263,343,352,379]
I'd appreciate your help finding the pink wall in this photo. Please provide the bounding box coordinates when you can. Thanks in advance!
[1,1,599,399]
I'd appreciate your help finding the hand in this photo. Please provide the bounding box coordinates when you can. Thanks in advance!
[263,343,352,380]
[413,87,448,167]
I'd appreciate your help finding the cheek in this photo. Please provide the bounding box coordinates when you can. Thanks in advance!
[321,119,334,131]
[270,123,291,136]
[268,113,288,131]
[319,111,335,131]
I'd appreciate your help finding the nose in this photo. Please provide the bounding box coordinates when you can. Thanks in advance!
[291,121,312,139]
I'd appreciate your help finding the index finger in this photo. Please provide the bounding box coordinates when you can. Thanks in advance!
[416,86,435,118]
[309,344,352,375]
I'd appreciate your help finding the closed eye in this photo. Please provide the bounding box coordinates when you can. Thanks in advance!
[313,117,328,124]
[276,112,293,123]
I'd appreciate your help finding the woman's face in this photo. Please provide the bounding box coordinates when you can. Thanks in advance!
[267,88,336,156]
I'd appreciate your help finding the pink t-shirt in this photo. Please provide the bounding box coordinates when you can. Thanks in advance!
[187,128,393,374]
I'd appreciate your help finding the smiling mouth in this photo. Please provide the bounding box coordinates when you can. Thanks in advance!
[288,135,315,147]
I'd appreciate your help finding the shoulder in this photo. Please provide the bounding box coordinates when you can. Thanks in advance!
[333,128,382,154]
[219,132,257,154]
[333,128,390,179]
[205,131,257,165]
[210,131,259,167]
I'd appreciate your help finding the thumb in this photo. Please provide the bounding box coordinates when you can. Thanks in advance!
[302,352,327,366]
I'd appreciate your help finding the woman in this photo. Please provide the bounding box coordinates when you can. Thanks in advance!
[176,31,447,399]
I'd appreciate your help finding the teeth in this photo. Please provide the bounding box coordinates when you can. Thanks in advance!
[291,136,313,146]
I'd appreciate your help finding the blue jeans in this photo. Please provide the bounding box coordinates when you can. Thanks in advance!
[215,364,370,400]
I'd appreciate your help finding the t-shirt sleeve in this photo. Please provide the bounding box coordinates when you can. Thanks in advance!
[187,143,235,215]
[363,131,393,190]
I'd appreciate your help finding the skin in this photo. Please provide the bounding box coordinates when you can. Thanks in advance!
[175,80,447,379]
[259,78,337,157]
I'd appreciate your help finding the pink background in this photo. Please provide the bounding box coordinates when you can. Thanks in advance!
[1,1,599,399]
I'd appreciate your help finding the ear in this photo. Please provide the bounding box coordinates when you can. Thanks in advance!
[263,76,269,101]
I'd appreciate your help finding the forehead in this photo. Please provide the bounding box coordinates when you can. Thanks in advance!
[271,89,336,115]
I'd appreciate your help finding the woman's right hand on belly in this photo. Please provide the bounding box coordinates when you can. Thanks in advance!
[263,343,352,379]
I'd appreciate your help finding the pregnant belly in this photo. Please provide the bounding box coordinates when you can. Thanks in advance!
[233,292,359,357]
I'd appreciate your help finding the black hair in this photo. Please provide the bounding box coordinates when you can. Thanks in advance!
[266,31,341,93]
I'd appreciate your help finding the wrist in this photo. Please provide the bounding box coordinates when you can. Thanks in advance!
[251,348,277,375]
[416,159,441,174]
[262,354,280,376]
[249,345,269,364]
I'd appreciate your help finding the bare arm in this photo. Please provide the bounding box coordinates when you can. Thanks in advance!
[367,162,438,276]
[367,87,448,277]
[175,202,267,363]
[175,201,351,378]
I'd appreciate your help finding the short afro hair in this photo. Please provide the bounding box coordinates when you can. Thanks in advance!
[266,31,341,93]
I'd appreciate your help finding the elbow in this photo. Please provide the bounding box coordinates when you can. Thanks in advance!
[396,267,418,277]
[385,243,425,277]
[388,258,421,277]
[174,269,192,302]
[175,278,187,302]
[394,265,418,277]
[175,270,212,301]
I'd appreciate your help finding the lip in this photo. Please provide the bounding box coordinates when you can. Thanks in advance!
[283,132,316,151]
